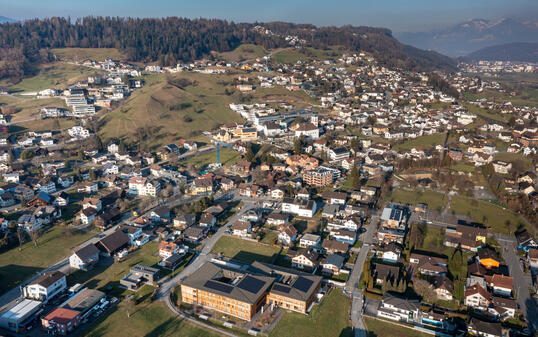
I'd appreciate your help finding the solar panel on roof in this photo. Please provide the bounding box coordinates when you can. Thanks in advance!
[272,284,291,293]
[293,277,314,293]
[204,280,233,293]
[390,208,396,219]
[237,276,265,294]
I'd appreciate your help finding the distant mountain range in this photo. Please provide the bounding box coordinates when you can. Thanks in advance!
[0,16,17,23]
[396,18,538,57]
[465,42,538,63]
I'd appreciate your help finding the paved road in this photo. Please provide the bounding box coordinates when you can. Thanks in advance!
[496,235,537,334]
[346,209,379,337]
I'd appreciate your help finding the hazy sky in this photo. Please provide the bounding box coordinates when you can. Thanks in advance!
[2,0,537,32]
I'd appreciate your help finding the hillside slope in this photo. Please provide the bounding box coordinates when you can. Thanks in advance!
[465,42,538,62]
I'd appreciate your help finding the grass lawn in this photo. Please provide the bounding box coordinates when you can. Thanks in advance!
[387,189,448,212]
[419,226,445,252]
[449,195,526,234]
[67,241,161,297]
[210,235,280,264]
[392,133,446,151]
[270,289,353,337]
[84,300,219,337]
[0,225,95,294]
[0,62,101,92]
[182,147,240,168]
[50,47,126,62]
[363,317,430,337]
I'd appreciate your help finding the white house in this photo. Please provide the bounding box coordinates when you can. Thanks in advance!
[281,197,317,218]
[22,271,66,303]
[69,244,99,270]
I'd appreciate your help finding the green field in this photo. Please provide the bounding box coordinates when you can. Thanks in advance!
[462,103,507,123]
[0,226,95,294]
[272,47,345,64]
[449,196,526,234]
[0,62,101,92]
[270,289,353,337]
[494,152,534,171]
[217,44,266,62]
[387,189,448,211]
[182,147,240,168]
[50,47,126,62]
[84,300,219,337]
[364,317,430,337]
[392,133,446,151]
[210,235,280,263]
[449,163,476,173]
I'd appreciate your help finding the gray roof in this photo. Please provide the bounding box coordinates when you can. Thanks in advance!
[73,244,99,261]
[323,254,345,268]
[381,292,419,312]
[182,262,274,304]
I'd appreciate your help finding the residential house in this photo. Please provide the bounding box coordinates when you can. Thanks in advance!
[377,292,420,323]
[322,254,345,275]
[278,224,298,245]
[231,220,252,238]
[22,271,66,303]
[69,244,99,270]
[291,248,320,272]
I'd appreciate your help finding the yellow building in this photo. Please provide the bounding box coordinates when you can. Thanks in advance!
[231,127,258,140]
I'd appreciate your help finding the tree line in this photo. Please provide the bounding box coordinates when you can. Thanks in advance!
[0,16,456,82]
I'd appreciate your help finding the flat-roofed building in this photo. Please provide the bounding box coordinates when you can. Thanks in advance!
[0,299,42,332]
[303,168,334,187]
[181,262,274,321]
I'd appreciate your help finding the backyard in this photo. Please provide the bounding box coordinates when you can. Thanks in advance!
[364,317,430,337]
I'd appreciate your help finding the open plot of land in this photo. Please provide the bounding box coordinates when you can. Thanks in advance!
[272,47,345,64]
[270,289,353,337]
[210,235,280,264]
[494,152,534,171]
[0,62,101,93]
[392,133,446,151]
[462,103,507,123]
[363,317,430,337]
[50,48,126,62]
[387,189,448,211]
[449,195,526,234]
[217,44,266,62]
[84,300,219,337]
[182,147,239,168]
[0,225,94,294]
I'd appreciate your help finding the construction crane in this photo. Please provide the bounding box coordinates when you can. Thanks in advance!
[215,141,235,165]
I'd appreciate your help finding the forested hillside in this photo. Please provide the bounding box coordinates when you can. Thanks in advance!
[0,17,456,82]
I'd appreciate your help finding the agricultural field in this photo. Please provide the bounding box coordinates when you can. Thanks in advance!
[210,235,280,264]
[270,289,353,337]
[0,62,101,93]
[50,47,126,62]
[0,225,95,295]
